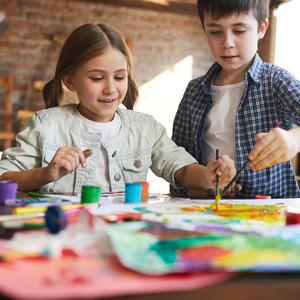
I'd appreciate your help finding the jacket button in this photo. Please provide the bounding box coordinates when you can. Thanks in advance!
[134,159,141,168]
[114,173,121,181]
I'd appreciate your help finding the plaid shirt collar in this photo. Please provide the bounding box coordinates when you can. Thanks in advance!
[200,53,263,94]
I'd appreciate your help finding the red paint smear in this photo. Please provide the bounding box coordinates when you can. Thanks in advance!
[179,246,231,262]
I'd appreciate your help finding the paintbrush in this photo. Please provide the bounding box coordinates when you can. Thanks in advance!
[221,159,249,196]
[215,149,220,211]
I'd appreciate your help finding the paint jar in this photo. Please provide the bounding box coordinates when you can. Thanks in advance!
[125,182,142,203]
[81,185,101,204]
[286,206,300,225]
[138,181,149,202]
[0,180,18,205]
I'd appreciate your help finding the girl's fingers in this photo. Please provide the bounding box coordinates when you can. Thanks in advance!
[80,149,92,167]
[83,149,92,158]
[50,158,73,175]
[55,147,88,169]
[216,155,236,180]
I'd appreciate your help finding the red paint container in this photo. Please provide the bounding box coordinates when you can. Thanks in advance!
[255,195,271,200]
[285,206,300,225]
[138,181,149,202]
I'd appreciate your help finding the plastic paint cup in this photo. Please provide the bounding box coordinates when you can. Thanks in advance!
[286,206,300,225]
[0,180,18,205]
[125,182,142,204]
[138,181,149,202]
[81,185,101,204]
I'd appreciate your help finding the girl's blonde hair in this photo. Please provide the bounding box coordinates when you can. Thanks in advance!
[43,23,138,109]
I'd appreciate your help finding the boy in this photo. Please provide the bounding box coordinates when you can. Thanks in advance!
[172,0,300,198]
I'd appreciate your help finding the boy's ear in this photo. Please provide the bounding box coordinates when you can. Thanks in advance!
[258,18,269,39]
[62,75,76,92]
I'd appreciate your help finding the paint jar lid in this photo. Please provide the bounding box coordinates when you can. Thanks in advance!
[45,205,68,234]
[81,185,101,204]
[0,180,18,204]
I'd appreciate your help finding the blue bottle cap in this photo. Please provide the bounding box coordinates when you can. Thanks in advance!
[45,205,68,234]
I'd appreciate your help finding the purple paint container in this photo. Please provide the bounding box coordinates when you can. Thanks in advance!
[0,180,18,205]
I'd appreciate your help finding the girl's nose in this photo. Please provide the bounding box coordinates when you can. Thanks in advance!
[103,80,116,94]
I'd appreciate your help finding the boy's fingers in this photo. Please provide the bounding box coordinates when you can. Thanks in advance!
[249,132,274,161]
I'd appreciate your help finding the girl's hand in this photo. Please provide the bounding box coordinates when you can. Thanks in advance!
[249,127,300,171]
[187,183,242,199]
[221,183,242,198]
[45,147,92,182]
[206,154,236,189]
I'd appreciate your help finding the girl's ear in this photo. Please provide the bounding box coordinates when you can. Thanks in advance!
[62,75,76,92]
[258,18,269,39]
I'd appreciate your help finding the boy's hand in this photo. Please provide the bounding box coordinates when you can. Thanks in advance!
[249,127,300,171]
[45,147,92,182]
[206,154,236,189]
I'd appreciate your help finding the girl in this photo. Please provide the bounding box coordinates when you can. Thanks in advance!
[0,23,236,194]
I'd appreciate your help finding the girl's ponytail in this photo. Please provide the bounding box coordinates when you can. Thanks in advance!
[123,75,139,110]
[43,77,63,108]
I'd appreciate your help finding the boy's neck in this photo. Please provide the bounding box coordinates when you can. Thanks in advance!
[213,61,252,86]
[214,68,246,86]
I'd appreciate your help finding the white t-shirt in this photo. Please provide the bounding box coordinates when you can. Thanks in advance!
[77,111,121,192]
[203,81,244,165]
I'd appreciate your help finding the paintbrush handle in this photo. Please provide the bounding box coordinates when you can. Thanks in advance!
[215,149,220,196]
[222,159,249,196]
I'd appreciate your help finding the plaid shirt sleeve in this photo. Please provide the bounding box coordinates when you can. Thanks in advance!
[273,66,300,126]
[171,80,200,196]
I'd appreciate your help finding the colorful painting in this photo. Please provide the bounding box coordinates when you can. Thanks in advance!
[106,221,300,275]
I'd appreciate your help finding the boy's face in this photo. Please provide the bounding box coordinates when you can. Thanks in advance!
[203,11,268,78]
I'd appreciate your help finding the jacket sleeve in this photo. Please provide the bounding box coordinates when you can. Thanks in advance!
[149,117,197,189]
[0,114,42,175]
[170,81,195,196]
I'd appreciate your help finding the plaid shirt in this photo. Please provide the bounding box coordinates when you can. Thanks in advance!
[172,54,300,198]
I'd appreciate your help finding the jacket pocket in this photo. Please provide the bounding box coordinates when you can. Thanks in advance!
[121,154,152,182]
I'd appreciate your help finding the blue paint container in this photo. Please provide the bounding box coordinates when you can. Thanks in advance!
[125,182,142,203]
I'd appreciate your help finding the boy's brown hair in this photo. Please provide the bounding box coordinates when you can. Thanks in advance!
[197,0,270,29]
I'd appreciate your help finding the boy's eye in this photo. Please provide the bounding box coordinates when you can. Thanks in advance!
[234,29,246,34]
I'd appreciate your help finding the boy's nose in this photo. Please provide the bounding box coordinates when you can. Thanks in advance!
[222,33,235,48]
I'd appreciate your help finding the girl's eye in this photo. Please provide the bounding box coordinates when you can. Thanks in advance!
[90,77,103,81]
[115,77,125,81]
[210,31,222,35]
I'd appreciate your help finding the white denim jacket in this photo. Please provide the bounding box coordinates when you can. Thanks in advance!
[0,104,196,193]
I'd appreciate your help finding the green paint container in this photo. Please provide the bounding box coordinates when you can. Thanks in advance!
[81,185,101,204]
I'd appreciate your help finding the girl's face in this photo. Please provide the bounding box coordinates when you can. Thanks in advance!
[64,45,128,122]
[203,12,268,83]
